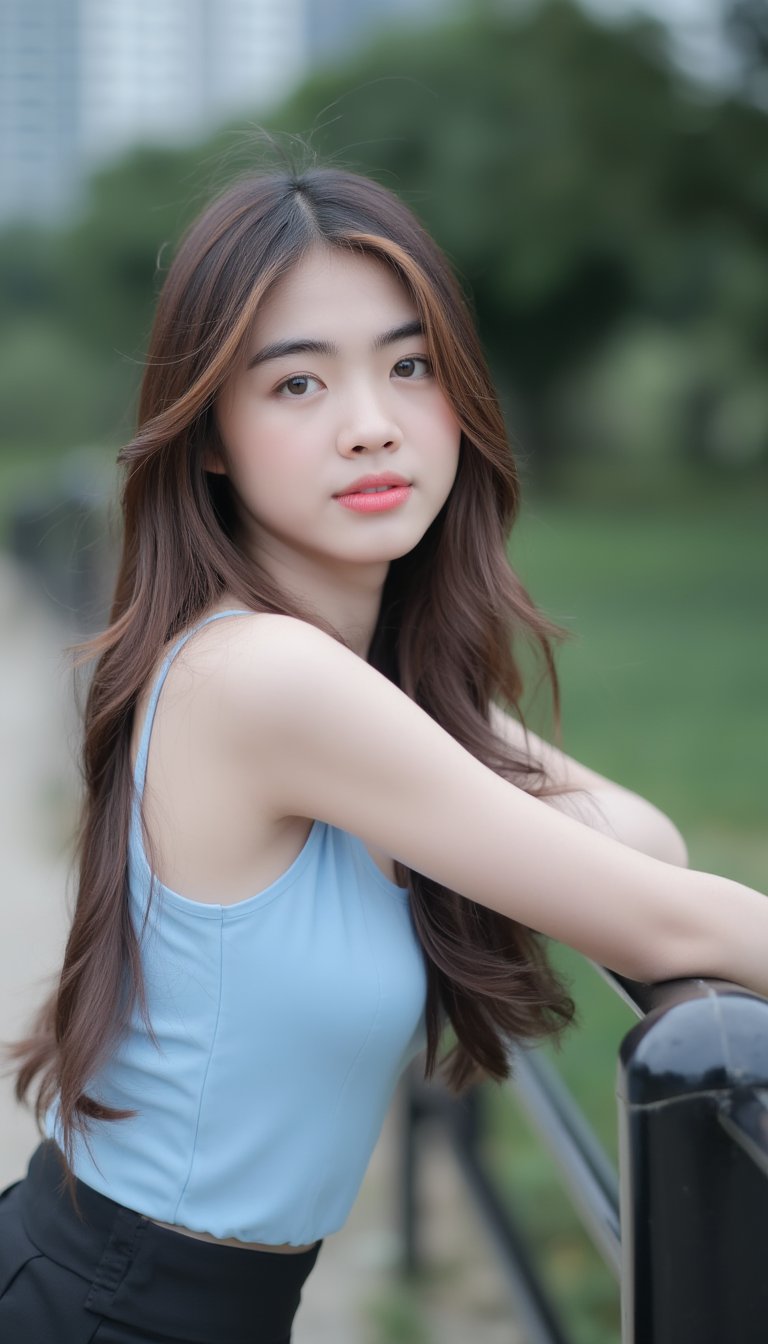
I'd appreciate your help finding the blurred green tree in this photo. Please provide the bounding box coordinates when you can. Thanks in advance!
[0,321,105,451]
[269,0,768,468]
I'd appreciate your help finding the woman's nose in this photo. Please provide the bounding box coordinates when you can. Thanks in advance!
[335,399,403,457]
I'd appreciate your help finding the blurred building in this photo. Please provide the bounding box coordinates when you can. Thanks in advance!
[77,0,307,170]
[581,0,734,88]
[0,0,451,227]
[304,0,452,63]
[0,0,81,221]
[1,0,308,224]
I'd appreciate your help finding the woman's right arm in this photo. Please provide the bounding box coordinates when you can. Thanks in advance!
[219,616,768,997]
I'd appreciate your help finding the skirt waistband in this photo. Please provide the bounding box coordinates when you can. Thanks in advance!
[20,1142,322,1344]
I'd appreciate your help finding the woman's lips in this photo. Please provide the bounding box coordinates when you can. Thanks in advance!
[334,485,412,513]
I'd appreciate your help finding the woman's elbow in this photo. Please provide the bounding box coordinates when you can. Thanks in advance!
[645,810,689,868]
[585,787,689,867]
[546,784,688,865]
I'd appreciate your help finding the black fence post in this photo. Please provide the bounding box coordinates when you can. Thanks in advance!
[7,475,114,632]
[618,981,768,1344]
[400,1064,424,1276]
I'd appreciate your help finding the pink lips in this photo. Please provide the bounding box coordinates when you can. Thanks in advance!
[334,473,412,514]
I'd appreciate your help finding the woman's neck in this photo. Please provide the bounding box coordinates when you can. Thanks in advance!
[220,546,388,659]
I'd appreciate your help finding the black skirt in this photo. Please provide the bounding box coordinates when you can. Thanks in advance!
[0,1142,322,1344]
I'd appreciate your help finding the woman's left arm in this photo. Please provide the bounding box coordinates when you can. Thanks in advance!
[489,705,689,868]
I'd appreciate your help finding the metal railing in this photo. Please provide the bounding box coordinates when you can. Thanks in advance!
[399,970,768,1343]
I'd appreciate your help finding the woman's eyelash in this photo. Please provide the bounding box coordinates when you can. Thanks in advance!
[275,373,321,397]
[392,355,432,377]
[274,354,432,397]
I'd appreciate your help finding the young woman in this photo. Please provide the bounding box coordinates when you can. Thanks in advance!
[2,166,767,1344]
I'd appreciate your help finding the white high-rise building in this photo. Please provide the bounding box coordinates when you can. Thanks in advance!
[0,0,308,223]
[0,0,81,221]
[78,0,308,170]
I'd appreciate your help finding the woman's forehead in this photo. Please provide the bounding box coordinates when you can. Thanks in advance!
[251,247,418,344]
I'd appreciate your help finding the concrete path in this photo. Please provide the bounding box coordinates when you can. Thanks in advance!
[0,555,520,1343]
[0,559,76,1184]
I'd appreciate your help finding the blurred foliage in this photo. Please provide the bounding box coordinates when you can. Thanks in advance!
[1,0,767,481]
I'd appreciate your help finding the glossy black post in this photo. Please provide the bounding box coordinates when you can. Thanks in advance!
[618,980,768,1344]
[399,1065,423,1275]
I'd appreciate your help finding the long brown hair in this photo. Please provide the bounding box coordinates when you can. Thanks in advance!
[11,166,575,1165]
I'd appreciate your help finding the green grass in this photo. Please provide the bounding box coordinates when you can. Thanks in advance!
[366,1281,432,1344]
[513,489,768,861]
[479,489,768,1344]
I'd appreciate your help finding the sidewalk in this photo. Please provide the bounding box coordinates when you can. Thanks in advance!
[0,555,521,1344]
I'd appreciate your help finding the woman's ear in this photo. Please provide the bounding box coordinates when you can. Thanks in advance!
[203,447,227,476]
[202,414,228,475]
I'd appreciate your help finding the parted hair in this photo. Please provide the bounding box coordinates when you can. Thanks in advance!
[12,166,575,1165]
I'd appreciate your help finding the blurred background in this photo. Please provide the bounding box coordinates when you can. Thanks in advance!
[0,2,766,1342]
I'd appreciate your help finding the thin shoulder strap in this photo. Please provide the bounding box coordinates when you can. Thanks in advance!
[133,609,252,800]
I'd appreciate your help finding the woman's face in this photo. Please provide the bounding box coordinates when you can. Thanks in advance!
[212,247,461,579]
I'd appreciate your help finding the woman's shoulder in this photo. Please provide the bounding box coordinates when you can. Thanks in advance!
[182,605,334,653]
[161,607,365,740]
[134,608,315,749]
[132,608,334,900]
[172,607,348,687]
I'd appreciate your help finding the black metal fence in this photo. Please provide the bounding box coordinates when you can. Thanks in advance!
[400,969,768,1343]
[7,475,115,632]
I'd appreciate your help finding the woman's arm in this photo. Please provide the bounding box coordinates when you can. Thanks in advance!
[488,704,689,867]
[216,616,768,995]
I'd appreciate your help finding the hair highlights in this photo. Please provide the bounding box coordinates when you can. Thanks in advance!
[11,168,574,1165]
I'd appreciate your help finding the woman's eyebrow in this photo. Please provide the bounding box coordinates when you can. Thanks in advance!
[373,319,424,351]
[246,319,424,370]
[247,337,334,369]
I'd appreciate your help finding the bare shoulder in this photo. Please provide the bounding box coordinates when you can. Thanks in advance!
[131,613,345,900]
[165,611,389,774]
[175,612,370,714]
[133,612,327,749]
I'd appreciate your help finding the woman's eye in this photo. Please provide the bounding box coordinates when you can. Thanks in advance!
[392,356,431,380]
[276,374,321,397]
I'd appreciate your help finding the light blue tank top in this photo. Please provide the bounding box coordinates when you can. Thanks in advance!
[47,611,428,1245]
